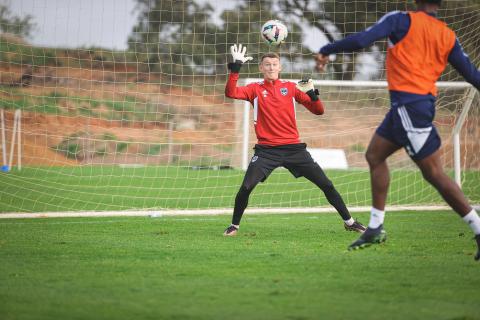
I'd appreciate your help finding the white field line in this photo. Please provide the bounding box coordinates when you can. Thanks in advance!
[0,205,452,219]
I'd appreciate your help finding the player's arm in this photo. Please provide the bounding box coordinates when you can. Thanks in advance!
[448,39,480,91]
[295,79,324,115]
[315,11,408,71]
[225,44,254,100]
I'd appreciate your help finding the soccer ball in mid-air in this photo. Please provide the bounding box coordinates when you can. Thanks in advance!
[261,20,288,46]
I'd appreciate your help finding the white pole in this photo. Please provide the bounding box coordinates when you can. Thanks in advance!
[242,101,250,171]
[16,110,21,171]
[167,120,174,165]
[244,78,471,89]
[452,87,477,188]
[1,109,7,169]
[8,110,19,170]
[453,133,461,187]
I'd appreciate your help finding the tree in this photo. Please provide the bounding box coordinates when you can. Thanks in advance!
[440,0,480,81]
[128,0,310,77]
[278,0,480,81]
[214,0,310,77]
[128,0,217,76]
[278,0,414,80]
[0,4,35,38]
[128,0,480,80]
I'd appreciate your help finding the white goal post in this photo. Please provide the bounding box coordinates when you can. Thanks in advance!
[240,79,477,188]
[0,109,22,172]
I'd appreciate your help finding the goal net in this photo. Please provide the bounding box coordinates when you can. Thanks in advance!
[0,0,478,214]
[234,80,479,209]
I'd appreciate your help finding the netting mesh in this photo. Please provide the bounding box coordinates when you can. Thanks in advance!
[0,0,478,213]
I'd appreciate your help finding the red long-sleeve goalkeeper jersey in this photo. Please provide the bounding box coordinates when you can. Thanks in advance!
[225,72,324,146]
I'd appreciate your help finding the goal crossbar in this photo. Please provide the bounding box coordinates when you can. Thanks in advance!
[244,79,472,88]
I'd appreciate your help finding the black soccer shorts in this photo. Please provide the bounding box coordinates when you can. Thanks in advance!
[244,143,331,184]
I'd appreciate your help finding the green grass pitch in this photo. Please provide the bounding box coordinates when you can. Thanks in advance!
[1,211,479,320]
[1,166,479,212]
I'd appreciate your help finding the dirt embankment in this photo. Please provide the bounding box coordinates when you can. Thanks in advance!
[1,64,479,169]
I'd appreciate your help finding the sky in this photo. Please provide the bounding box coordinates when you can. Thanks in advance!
[5,0,137,50]
[3,0,376,78]
[5,0,326,51]
[5,0,238,50]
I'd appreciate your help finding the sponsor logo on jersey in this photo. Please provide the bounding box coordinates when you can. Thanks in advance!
[262,90,268,98]
[280,87,288,96]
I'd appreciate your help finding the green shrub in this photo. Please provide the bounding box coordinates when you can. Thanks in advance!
[116,142,129,153]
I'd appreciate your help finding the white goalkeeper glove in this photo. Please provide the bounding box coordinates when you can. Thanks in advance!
[296,79,319,101]
[230,44,253,64]
[296,79,315,93]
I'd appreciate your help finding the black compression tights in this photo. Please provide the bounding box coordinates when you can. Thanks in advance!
[301,167,352,221]
[231,167,264,226]
[231,166,351,225]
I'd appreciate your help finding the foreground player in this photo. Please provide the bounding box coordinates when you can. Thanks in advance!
[223,44,366,236]
[315,0,480,259]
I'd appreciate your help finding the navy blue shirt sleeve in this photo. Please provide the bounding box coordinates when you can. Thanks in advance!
[448,39,480,90]
[319,11,410,55]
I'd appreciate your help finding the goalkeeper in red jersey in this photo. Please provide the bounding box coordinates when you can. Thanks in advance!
[223,44,366,236]
[315,0,480,260]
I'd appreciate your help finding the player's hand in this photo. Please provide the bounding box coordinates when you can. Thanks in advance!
[314,53,329,72]
[297,79,319,101]
[230,44,253,64]
[296,79,314,93]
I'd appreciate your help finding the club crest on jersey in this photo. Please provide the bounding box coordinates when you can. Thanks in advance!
[280,88,288,96]
[251,156,258,163]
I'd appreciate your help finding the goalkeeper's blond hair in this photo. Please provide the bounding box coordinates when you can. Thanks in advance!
[260,52,280,62]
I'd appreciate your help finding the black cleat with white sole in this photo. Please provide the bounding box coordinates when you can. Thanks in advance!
[223,224,239,236]
[348,225,387,251]
[344,219,367,233]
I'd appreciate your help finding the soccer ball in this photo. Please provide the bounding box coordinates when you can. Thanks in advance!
[261,20,288,46]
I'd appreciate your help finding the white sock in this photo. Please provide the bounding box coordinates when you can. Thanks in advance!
[344,217,355,226]
[232,224,239,229]
[462,209,480,235]
[368,207,385,229]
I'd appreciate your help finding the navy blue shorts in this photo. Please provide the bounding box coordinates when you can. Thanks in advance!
[376,98,441,161]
